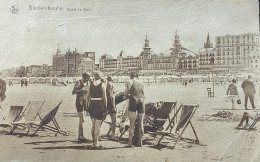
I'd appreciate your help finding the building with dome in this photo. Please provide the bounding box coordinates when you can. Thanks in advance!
[51,46,95,76]
[99,32,199,75]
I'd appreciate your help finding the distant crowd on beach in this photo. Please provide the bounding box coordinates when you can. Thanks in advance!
[3,74,260,86]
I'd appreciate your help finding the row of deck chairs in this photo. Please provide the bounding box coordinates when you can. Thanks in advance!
[0,100,69,136]
[105,98,200,150]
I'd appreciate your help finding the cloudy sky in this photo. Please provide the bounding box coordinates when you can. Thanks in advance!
[0,0,259,69]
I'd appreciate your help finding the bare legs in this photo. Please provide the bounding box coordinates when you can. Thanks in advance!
[77,112,85,140]
[128,111,137,146]
[237,112,250,128]
[127,111,144,147]
[231,98,235,109]
[239,112,249,125]
[110,113,116,139]
[137,113,144,146]
[91,118,102,146]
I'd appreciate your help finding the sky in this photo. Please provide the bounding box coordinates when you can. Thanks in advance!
[0,0,259,69]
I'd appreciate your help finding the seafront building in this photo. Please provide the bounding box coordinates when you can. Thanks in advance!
[45,32,260,77]
[51,47,95,77]
[198,33,260,74]
[99,31,198,75]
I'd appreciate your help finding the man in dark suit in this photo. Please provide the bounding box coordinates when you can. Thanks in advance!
[241,75,256,110]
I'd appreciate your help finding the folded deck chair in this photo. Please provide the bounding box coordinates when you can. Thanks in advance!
[31,101,69,136]
[9,100,45,134]
[155,104,199,150]
[0,106,24,128]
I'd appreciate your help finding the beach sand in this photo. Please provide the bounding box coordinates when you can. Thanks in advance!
[1,82,260,162]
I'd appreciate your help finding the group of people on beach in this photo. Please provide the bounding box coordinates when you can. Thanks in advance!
[72,71,145,148]
[226,75,256,110]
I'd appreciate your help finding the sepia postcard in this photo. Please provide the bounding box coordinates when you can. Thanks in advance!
[0,0,259,161]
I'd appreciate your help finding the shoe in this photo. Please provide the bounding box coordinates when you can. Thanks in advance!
[78,137,87,142]
[245,107,248,110]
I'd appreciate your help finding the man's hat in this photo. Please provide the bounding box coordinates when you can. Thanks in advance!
[82,72,90,78]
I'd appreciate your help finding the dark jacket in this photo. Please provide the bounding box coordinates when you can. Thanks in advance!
[241,79,255,95]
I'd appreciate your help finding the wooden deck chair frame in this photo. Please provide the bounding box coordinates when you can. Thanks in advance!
[9,100,45,135]
[248,113,260,131]
[31,101,69,136]
[156,104,199,150]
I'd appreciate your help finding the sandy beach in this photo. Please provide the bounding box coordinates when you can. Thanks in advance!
[1,82,260,162]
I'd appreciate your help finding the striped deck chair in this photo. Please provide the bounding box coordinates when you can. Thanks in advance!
[155,104,200,150]
[9,100,45,135]
[31,101,69,136]
[0,106,24,128]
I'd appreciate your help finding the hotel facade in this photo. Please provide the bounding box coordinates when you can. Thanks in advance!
[99,32,199,75]
[51,47,95,77]
[50,32,260,77]
[198,33,260,74]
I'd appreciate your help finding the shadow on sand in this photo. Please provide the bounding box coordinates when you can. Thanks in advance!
[33,145,127,150]
[25,139,93,145]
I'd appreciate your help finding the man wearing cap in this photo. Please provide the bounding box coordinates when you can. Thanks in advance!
[241,75,256,110]
[72,72,90,141]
